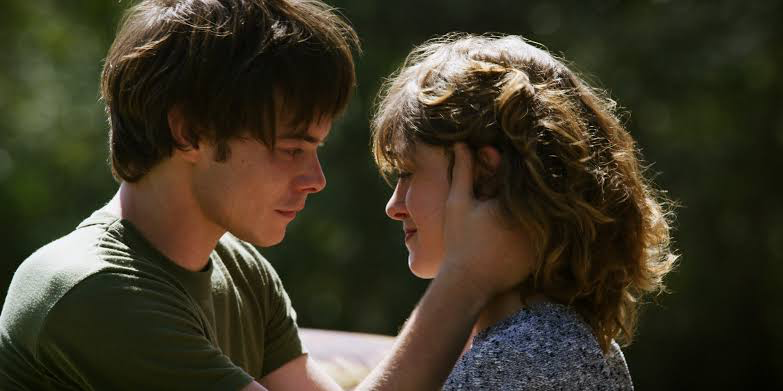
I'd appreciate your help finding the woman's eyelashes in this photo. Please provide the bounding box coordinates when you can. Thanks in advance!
[396,170,413,182]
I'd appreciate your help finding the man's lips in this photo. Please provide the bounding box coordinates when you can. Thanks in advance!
[276,209,302,219]
[404,228,417,241]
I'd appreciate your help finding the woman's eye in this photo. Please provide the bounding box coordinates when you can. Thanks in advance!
[397,171,412,180]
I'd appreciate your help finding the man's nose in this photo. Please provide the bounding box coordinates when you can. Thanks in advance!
[296,155,326,194]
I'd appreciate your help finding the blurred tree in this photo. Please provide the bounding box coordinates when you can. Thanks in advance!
[1,0,780,389]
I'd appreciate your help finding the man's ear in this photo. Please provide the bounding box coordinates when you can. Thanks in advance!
[167,106,200,163]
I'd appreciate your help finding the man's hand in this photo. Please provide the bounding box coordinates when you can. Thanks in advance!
[439,143,534,301]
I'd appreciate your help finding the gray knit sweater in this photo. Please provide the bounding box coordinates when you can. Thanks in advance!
[443,301,634,390]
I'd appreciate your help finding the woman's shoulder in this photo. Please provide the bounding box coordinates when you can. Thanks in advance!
[443,301,633,390]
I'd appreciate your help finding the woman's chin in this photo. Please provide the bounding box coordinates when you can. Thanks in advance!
[408,256,439,279]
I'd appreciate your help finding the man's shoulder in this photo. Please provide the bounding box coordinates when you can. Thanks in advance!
[17,208,129,275]
[213,234,294,319]
[12,224,110,299]
[1,209,171,342]
[1,220,116,349]
[215,233,276,279]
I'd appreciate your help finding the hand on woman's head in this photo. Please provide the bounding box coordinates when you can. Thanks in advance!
[439,143,535,301]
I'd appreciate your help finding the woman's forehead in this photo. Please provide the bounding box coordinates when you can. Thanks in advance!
[410,143,451,168]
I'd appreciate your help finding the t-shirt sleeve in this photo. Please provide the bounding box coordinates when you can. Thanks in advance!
[255,255,305,377]
[37,272,254,391]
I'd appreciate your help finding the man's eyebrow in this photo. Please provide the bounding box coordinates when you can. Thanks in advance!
[278,134,327,145]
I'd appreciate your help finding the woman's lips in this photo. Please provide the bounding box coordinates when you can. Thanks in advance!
[404,229,417,241]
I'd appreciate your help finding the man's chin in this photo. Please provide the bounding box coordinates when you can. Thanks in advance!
[233,229,286,248]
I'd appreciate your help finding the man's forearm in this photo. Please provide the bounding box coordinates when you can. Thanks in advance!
[357,270,487,390]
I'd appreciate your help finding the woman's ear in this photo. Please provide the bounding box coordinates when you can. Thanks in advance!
[478,146,501,172]
[474,146,502,199]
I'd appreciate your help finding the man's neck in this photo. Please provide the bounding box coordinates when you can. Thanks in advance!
[105,172,225,272]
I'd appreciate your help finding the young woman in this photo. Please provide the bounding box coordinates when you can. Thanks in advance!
[371,34,677,390]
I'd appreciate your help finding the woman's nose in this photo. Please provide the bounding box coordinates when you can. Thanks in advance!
[385,181,409,221]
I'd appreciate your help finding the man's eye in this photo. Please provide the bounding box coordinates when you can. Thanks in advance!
[282,148,303,157]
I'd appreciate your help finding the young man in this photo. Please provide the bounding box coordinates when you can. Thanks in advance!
[0,1,529,390]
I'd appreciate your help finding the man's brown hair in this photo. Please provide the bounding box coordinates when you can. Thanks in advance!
[101,0,359,182]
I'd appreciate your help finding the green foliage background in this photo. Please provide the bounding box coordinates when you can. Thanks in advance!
[2,0,781,388]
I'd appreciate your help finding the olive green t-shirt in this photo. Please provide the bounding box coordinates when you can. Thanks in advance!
[0,209,304,390]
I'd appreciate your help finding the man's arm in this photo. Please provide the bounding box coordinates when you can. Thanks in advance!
[358,144,534,390]
[357,269,487,390]
[258,354,342,391]
[240,381,268,391]
[238,354,340,391]
[242,274,481,391]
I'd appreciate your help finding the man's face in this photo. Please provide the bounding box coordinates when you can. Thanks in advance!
[192,118,331,247]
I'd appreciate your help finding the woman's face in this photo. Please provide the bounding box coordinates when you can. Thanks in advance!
[385,143,450,278]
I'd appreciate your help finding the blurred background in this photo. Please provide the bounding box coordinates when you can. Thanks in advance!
[1,0,780,388]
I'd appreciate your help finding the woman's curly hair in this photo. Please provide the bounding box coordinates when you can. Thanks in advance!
[371,34,677,352]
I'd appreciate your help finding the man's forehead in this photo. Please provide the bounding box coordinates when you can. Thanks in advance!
[276,119,332,143]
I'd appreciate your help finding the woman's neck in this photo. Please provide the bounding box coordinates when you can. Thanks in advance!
[461,292,549,356]
[474,290,524,334]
